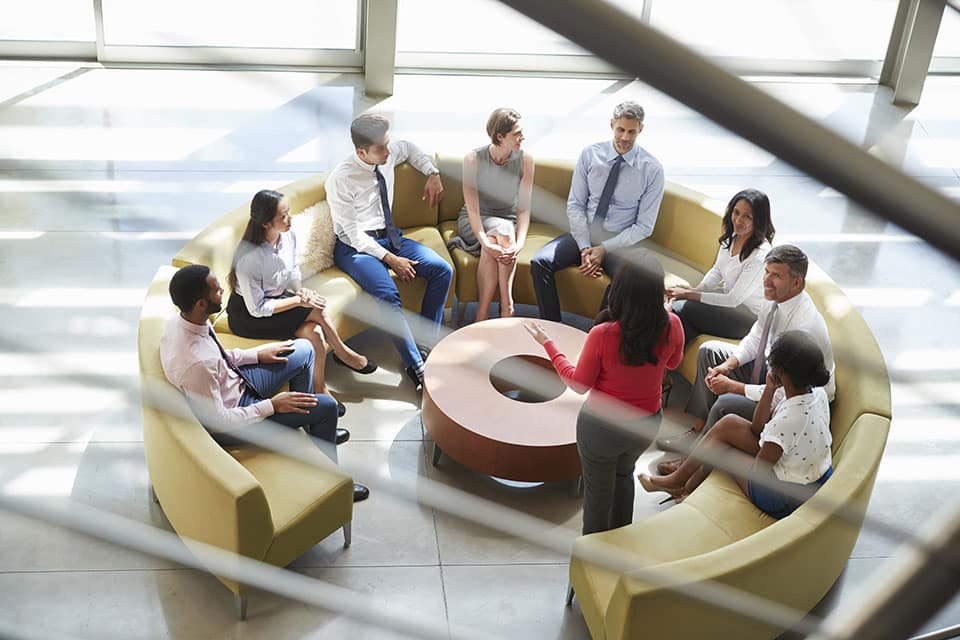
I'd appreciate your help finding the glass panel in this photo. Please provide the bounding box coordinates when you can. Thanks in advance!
[933,7,960,57]
[101,0,358,49]
[647,0,898,60]
[397,0,586,55]
[0,0,95,41]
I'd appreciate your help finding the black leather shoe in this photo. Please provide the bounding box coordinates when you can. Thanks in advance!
[353,483,370,502]
[335,428,350,445]
[404,366,424,405]
[404,365,424,389]
[337,401,346,418]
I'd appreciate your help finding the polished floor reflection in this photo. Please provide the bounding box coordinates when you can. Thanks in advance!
[1,61,959,639]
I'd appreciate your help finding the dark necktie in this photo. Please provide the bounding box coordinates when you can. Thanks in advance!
[374,165,402,251]
[208,327,262,399]
[590,155,624,241]
[750,303,779,384]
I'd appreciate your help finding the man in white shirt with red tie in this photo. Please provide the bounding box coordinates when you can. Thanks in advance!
[325,114,453,394]
[159,264,369,502]
[660,245,836,469]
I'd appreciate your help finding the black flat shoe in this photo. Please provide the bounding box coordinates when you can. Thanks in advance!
[336,428,350,445]
[332,353,378,375]
[337,401,346,418]
[353,483,370,502]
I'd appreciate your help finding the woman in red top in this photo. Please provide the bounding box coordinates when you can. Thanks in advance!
[524,255,684,535]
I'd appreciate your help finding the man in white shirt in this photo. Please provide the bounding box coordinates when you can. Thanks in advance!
[159,264,369,502]
[325,114,453,392]
[661,245,835,463]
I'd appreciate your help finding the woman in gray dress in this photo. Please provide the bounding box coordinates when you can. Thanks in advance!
[449,108,535,321]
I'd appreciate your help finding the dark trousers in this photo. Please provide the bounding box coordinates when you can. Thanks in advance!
[531,233,646,321]
[684,341,764,449]
[671,299,756,345]
[577,407,661,535]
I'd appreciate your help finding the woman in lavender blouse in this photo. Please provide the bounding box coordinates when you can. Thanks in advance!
[227,190,376,416]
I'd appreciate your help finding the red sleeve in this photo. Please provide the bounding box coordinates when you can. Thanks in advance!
[544,325,605,394]
[662,313,685,370]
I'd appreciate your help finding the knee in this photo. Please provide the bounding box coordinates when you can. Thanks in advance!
[530,251,550,273]
[437,259,453,283]
[311,324,328,348]
[292,338,315,360]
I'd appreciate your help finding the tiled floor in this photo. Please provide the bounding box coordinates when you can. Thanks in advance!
[1,61,959,639]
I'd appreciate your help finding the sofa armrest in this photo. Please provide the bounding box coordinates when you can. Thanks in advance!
[141,380,274,581]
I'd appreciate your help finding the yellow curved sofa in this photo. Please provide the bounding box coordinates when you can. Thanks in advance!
[138,266,355,619]
[146,155,889,634]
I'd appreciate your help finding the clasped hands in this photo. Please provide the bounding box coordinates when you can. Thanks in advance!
[481,240,520,265]
[665,285,695,302]
[579,245,605,278]
[704,362,738,395]
[296,287,326,310]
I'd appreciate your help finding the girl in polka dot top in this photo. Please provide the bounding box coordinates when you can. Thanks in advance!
[640,330,833,518]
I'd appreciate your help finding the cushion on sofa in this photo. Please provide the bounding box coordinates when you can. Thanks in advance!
[229,435,353,567]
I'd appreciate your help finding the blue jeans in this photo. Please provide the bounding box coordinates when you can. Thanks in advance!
[334,236,453,369]
[234,338,339,444]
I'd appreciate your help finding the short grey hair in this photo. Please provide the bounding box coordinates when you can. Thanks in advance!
[612,101,645,123]
[765,244,809,282]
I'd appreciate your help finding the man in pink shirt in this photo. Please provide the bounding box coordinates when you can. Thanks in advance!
[159,264,369,502]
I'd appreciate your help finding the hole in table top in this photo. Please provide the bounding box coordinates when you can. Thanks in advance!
[489,355,565,403]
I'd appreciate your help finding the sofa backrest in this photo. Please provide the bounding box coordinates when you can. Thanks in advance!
[392,162,439,228]
[804,264,892,452]
[172,174,328,280]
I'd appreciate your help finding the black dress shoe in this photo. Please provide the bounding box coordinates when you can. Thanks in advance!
[353,483,370,502]
[335,428,350,445]
[332,353,379,375]
[337,401,346,418]
[404,366,424,406]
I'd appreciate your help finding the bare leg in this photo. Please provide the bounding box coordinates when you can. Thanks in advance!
[475,247,499,322]
[307,307,367,370]
[494,234,517,318]
[294,321,328,395]
[645,415,759,492]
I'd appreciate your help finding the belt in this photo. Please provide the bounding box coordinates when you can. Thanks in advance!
[365,228,389,239]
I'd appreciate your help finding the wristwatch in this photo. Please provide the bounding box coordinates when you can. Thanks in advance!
[427,168,440,177]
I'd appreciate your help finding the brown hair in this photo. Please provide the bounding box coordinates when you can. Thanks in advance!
[350,114,390,149]
[486,108,521,146]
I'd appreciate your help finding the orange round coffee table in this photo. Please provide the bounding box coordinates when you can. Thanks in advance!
[422,317,587,482]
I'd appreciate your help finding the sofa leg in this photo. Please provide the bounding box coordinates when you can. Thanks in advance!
[343,521,352,548]
[149,485,159,505]
[456,301,466,328]
[566,583,575,607]
[234,592,248,621]
[432,442,443,467]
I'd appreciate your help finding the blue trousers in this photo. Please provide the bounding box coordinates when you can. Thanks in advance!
[334,236,453,369]
[233,338,339,445]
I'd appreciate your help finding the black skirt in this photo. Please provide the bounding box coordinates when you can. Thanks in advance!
[227,292,312,340]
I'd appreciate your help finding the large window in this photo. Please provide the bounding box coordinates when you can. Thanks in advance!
[0,0,95,41]
[645,0,898,61]
[100,0,358,50]
[933,6,960,58]
[397,0,904,74]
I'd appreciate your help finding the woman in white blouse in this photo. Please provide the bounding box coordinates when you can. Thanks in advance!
[667,189,775,343]
[227,190,376,416]
[639,330,833,518]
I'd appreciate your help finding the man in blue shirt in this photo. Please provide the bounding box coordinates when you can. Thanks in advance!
[531,101,665,321]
